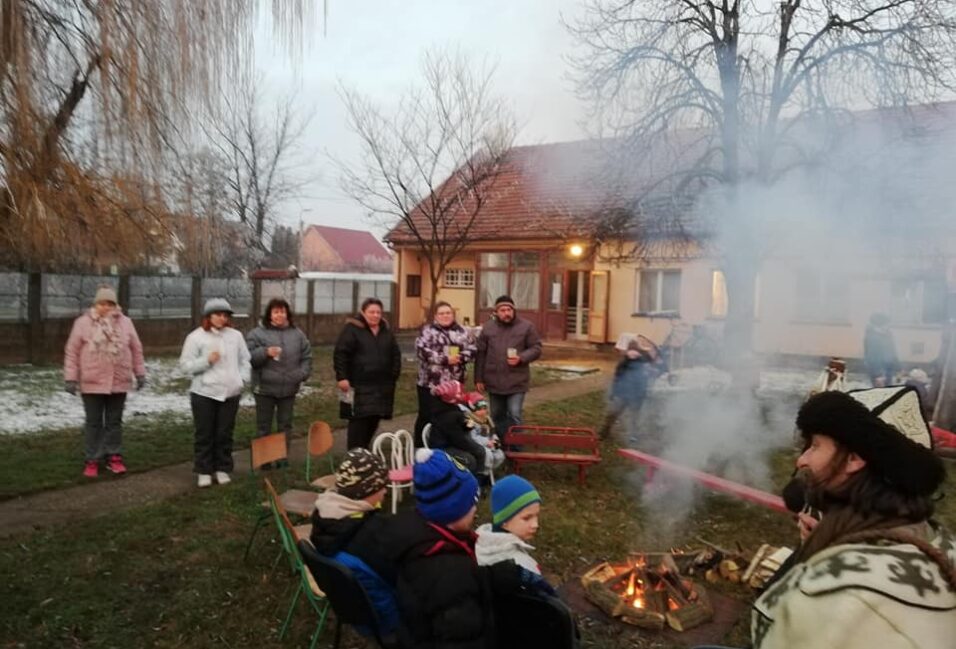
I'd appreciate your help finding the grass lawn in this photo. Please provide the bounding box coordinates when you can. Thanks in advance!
[0,347,562,499]
[2,389,953,649]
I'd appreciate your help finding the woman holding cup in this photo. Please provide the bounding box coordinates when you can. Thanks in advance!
[246,298,312,465]
[180,298,250,488]
[414,301,477,446]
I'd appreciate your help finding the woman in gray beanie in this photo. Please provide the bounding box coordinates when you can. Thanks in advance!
[179,298,251,488]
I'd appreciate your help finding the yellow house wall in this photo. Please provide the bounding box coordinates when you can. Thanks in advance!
[751,258,943,363]
[393,241,562,330]
[394,249,478,329]
[599,253,716,347]
[598,243,945,363]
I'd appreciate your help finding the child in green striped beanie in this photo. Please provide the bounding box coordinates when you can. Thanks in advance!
[476,475,556,596]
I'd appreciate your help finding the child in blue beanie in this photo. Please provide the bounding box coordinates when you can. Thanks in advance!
[381,448,492,648]
[476,474,556,596]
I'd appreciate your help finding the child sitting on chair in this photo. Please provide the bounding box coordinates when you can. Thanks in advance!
[382,448,497,648]
[429,380,489,475]
[309,448,399,635]
[476,475,556,597]
[462,391,505,475]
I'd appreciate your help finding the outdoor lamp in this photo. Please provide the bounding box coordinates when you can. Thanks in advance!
[569,243,584,257]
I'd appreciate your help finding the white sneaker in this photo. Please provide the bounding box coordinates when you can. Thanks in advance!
[197,474,213,488]
[215,471,231,485]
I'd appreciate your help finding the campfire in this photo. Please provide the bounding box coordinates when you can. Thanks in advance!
[581,553,714,632]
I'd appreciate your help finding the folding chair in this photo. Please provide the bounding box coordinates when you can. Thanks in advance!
[495,591,579,649]
[265,479,330,649]
[298,540,402,649]
[243,433,317,561]
[371,430,414,514]
[305,421,337,490]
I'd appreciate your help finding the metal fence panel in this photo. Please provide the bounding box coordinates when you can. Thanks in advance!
[0,272,27,322]
[128,275,192,318]
[42,274,119,318]
[202,278,253,317]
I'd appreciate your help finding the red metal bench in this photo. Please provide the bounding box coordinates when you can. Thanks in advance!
[504,425,601,486]
[618,448,788,513]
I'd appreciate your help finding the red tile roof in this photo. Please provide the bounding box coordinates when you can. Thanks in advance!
[384,135,708,245]
[307,225,391,265]
[385,101,956,246]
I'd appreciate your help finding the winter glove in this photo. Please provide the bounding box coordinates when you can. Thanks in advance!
[64,381,78,395]
[136,375,147,391]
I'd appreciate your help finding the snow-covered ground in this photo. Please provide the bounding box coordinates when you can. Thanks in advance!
[0,358,263,436]
[0,359,870,436]
[651,365,869,396]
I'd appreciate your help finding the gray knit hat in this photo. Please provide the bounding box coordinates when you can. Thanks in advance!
[202,298,234,317]
[94,287,117,305]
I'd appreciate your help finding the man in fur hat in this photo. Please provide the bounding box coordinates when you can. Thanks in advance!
[753,386,955,649]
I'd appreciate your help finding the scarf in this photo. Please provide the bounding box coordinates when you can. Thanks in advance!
[89,307,121,358]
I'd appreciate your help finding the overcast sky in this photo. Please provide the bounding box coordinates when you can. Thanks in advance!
[255,0,588,237]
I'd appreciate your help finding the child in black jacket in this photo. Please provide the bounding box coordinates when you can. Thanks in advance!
[382,448,492,649]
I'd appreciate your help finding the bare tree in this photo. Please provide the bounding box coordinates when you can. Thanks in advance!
[0,0,314,270]
[339,50,517,315]
[569,1,956,371]
[205,78,316,259]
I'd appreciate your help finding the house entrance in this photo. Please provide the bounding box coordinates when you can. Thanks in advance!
[567,271,591,340]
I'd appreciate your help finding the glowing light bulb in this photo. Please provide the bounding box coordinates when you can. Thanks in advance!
[569,243,584,257]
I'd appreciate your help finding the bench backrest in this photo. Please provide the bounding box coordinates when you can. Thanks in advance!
[505,426,599,454]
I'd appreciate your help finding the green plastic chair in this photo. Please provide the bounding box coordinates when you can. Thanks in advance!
[265,478,330,649]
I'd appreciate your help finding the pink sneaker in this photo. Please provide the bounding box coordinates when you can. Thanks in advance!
[83,461,99,478]
[105,455,127,475]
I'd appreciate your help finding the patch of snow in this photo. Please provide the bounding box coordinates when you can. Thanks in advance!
[0,357,306,436]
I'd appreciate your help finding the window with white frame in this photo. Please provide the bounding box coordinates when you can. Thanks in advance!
[794,269,849,322]
[443,268,475,289]
[710,270,761,319]
[889,278,946,325]
[635,269,681,315]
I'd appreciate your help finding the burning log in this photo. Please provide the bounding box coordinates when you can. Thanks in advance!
[584,579,625,618]
[674,584,713,630]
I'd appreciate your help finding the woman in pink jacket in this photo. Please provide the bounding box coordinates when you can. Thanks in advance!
[63,286,146,478]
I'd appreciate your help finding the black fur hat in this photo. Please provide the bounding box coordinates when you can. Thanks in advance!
[795,386,944,497]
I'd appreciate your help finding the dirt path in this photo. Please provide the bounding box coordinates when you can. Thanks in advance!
[0,369,610,538]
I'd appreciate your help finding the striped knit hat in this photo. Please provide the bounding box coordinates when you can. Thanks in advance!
[491,475,541,529]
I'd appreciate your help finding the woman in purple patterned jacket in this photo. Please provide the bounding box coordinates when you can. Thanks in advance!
[413,302,477,446]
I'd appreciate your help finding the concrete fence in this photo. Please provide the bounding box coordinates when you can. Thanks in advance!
[0,272,395,364]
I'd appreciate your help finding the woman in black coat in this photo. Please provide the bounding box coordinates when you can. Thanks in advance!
[334,298,402,449]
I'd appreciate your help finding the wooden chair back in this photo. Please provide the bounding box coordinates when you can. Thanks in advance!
[251,433,288,472]
[308,421,334,456]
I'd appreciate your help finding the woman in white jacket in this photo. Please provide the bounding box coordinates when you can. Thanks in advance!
[179,298,251,488]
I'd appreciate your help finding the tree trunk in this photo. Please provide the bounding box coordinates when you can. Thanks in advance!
[721,242,760,388]
[932,321,956,431]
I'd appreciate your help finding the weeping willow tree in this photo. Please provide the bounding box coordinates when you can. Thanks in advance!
[0,0,314,271]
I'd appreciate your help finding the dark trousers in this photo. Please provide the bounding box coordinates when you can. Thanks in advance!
[254,394,295,438]
[413,385,443,447]
[489,392,525,442]
[81,393,127,461]
[347,416,381,450]
[191,393,240,474]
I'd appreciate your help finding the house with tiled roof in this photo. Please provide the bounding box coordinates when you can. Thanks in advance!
[386,103,956,367]
[300,225,391,274]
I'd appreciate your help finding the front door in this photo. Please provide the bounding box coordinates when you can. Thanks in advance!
[588,270,609,343]
[567,270,590,340]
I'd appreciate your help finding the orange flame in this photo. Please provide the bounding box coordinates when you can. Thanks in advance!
[626,572,635,597]
[632,597,644,609]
